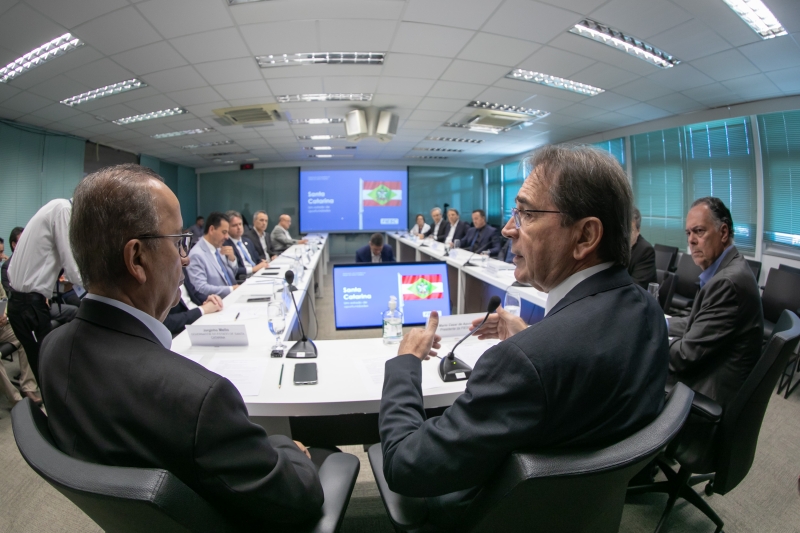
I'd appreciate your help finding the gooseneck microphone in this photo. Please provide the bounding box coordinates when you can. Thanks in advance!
[438,295,501,382]
[284,270,318,359]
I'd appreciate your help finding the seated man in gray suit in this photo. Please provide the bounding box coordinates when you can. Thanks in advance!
[667,197,763,408]
[379,145,669,529]
[186,212,239,297]
[270,215,307,254]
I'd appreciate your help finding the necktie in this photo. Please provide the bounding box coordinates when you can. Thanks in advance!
[471,228,483,252]
[216,250,233,285]
[237,241,254,266]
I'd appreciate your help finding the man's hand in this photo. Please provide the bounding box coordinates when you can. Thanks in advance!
[298,239,308,245]
[397,311,442,361]
[271,255,278,261]
[220,245,235,262]
[0,315,8,327]
[252,260,268,273]
[231,284,240,291]
[293,440,312,460]
[201,294,223,315]
[472,305,527,341]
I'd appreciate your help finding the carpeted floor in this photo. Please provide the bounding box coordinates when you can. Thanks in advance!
[1,257,798,532]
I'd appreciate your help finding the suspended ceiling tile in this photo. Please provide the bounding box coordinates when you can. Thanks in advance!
[29,102,83,122]
[371,94,423,108]
[581,91,640,111]
[91,102,140,121]
[380,54,452,80]
[26,0,128,29]
[612,77,675,101]
[125,94,180,114]
[668,0,760,48]
[690,49,760,82]
[590,112,641,128]
[56,112,108,129]
[646,64,714,91]
[142,65,208,92]
[417,97,468,112]
[0,83,21,104]
[226,96,278,108]
[474,86,536,106]
[590,0,693,40]
[137,0,234,40]
[545,32,655,77]
[721,74,783,100]
[322,76,379,94]
[645,93,706,114]
[516,46,596,79]
[391,22,475,58]
[112,41,188,76]
[648,20,731,62]
[27,75,91,102]
[318,19,398,51]
[766,66,800,94]
[557,103,609,119]
[739,37,800,73]
[18,114,57,128]
[228,0,403,25]
[66,86,160,113]
[617,102,671,121]
[681,82,740,106]
[482,0,582,44]
[427,80,486,100]
[167,87,224,106]
[539,0,607,11]
[195,57,263,85]
[458,33,540,67]
[441,60,508,85]
[0,3,68,55]
[239,21,319,55]
[0,105,26,120]
[402,0,504,30]
[214,80,271,101]
[63,58,135,89]
[571,62,640,89]
[74,6,162,56]
[266,76,324,95]
[170,28,250,64]
[0,90,52,114]
[376,76,435,97]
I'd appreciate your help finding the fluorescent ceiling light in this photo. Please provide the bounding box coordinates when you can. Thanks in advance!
[412,147,464,153]
[308,154,354,158]
[60,79,147,107]
[115,108,187,125]
[181,140,233,149]
[569,19,679,68]
[406,155,449,160]
[426,136,483,144]
[150,127,214,139]
[505,70,604,97]
[721,0,787,39]
[303,146,356,150]
[444,122,504,135]
[468,101,550,118]
[0,33,83,83]
[277,93,372,103]
[289,118,345,125]
[257,52,385,68]
[228,0,266,4]
[202,151,249,157]
[298,134,345,140]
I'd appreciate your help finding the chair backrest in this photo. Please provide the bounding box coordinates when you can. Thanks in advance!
[778,263,800,277]
[713,310,800,495]
[656,269,678,313]
[674,252,703,299]
[761,268,800,323]
[463,384,694,533]
[746,259,762,282]
[11,399,235,533]
[653,244,678,272]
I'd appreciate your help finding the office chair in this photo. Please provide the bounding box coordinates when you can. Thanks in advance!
[653,244,678,272]
[12,398,360,533]
[369,383,694,533]
[778,263,800,277]
[0,341,16,362]
[670,253,703,314]
[629,310,800,533]
[655,269,678,314]
[761,268,800,341]
[746,259,761,282]
[776,309,800,398]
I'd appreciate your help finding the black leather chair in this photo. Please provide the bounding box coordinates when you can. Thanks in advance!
[655,269,678,314]
[761,268,800,341]
[778,263,800,277]
[0,341,16,362]
[12,398,360,533]
[776,310,800,398]
[670,253,703,314]
[368,383,694,533]
[746,259,761,282]
[629,310,800,533]
[653,244,678,273]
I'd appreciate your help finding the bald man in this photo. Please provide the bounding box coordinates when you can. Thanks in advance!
[270,215,307,254]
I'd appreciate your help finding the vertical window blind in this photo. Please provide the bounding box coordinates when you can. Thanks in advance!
[758,110,800,250]
[592,137,626,168]
[407,167,484,228]
[502,161,523,222]
[487,165,502,227]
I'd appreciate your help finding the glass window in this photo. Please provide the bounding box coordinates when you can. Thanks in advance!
[592,137,626,168]
[758,110,800,250]
[487,165,502,227]
[407,166,484,228]
[502,161,523,222]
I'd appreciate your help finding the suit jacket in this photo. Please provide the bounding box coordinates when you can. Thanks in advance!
[183,268,207,306]
[628,234,657,289]
[424,221,448,242]
[459,225,501,256]
[499,239,514,263]
[187,224,203,246]
[442,220,469,244]
[667,246,764,408]
[186,240,236,297]
[163,299,202,336]
[355,244,396,263]
[39,299,323,530]
[379,265,669,498]
[270,225,296,253]
[245,227,275,261]
[224,237,261,279]
[1,254,11,294]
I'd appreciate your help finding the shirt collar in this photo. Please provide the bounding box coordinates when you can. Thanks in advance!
[698,245,734,288]
[229,236,241,244]
[84,294,172,349]
[544,262,614,316]
[202,236,218,254]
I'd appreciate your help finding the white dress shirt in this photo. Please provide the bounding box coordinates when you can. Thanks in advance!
[202,237,236,269]
[254,229,269,258]
[410,223,430,236]
[372,253,382,263]
[431,220,442,238]
[544,262,614,316]
[84,294,173,350]
[444,222,458,245]
[8,199,82,298]
[229,236,255,275]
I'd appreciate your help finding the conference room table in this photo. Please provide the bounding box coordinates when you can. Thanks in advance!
[171,232,505,445]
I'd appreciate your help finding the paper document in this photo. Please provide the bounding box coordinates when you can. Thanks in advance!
[356,356,388,388]
[207,358,269,396]
[444,339,500,369]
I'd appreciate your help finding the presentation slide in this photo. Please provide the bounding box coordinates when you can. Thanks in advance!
[299,169,408,232]
[333,262,451,329]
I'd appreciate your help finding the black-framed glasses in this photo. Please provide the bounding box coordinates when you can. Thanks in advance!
[136,233,193,257]
[510,207,561,229]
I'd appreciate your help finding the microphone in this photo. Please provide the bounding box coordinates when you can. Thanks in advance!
[462,249,481,267]
[284,270,318,359]
[438,295,501,382]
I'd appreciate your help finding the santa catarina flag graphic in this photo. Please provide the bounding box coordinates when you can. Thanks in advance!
[362,181,403,207]
[400,274,443,301]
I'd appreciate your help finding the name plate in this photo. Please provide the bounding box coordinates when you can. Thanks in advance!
[435,312,485,338]
[187,325,249,346]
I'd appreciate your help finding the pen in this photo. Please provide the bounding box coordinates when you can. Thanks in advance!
[278,364,284,389]
[234,312,240,321]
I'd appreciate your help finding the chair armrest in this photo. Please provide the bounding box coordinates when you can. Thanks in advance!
[690,390,722,422]
[306,453,360,533]
[367,444,428,530]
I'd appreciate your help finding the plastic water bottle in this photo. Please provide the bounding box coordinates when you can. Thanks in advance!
[382,296,404,345]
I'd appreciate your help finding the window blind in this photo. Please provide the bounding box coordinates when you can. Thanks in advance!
[487,165,502,227]
[592,137,626,168]
[407,166,484,227]
[758,110,800,249]
[502,161,523,222]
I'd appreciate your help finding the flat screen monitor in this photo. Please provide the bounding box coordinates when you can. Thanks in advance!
[332,261,451,329]
[299,169,408,233]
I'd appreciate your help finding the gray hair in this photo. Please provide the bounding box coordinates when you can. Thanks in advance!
[71,164,162,290]
[691,197,734,240]
[632,206,642,231]
[430,207,442,216]
[225,210,242,223]
[254,210,268,219]
[522,145,633,267]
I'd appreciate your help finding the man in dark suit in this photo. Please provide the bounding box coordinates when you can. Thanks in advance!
[459,209,501,257]
[355,233,396,263]
[1,226,23,294]
[163,264,223,336]
[424,207,448,242]
[245,210,276,261]
[628,207,657,289]
[39,164,324,531]
[223,210,268,279]
[378,145,668,528]
[667,197,763,408]
[442,208,469,247]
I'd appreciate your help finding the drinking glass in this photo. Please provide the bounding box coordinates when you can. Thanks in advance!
[451,239,460,257]
[648,282,660,301]
[480,250,490,266]
[504,288,522,317]
[268,301,286,353]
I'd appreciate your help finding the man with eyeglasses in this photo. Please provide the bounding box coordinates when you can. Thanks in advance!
[38,164,324,530]
[378,145,668,529]
[186,212,240,297]
[224,210,268,278]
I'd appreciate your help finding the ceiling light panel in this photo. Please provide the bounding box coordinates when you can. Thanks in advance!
[426,137,483,144]
[308,154,354,158]
[257,52,385,68]
[412,147,464,153]
[721,0,787,39]
[297,135,346,140]
[60,79,148,107]
[569,19,680,69]
[181,140,233,150]
[115,108,187,125]
[228,0,266,4]
[406,155,449,159]
[468,101,551,118]
[150,127,213,139]
[506,70,604,97]
[288,118,345,125]
[277,94,373,103]
[0,33,84,83]
[303,146,357,150]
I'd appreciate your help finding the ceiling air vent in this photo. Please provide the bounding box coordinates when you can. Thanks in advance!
[212,104,282,126]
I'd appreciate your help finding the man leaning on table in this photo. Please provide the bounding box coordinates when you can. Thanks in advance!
[186,211,239,297]
[378,145,669,530]
[38,164,324,531]
[271,214,307,253]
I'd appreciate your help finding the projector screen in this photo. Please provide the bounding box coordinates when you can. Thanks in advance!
[332,261,451,329]
[299,169,408,233]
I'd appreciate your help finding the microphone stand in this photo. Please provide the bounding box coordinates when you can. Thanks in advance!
[438,296,501,382]
[284,271,318,358]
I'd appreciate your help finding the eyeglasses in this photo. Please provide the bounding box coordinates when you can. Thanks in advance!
[510,207,561,229]
[136,233,193,257]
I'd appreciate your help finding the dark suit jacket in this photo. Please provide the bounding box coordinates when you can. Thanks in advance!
[183,268,207,306]
[163,299,202,336]
[379,265,668,498]
[442,220,469,244]
[245,227,275,261]
[499,239,514,263]
[224,237,260,279]
[355,244,396,263]
[628,234,657,289]
[667,246,764,408]
[424,221,448,242]
[1,254,11,294]
[459,225,501,256]
[39,299,323,530]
